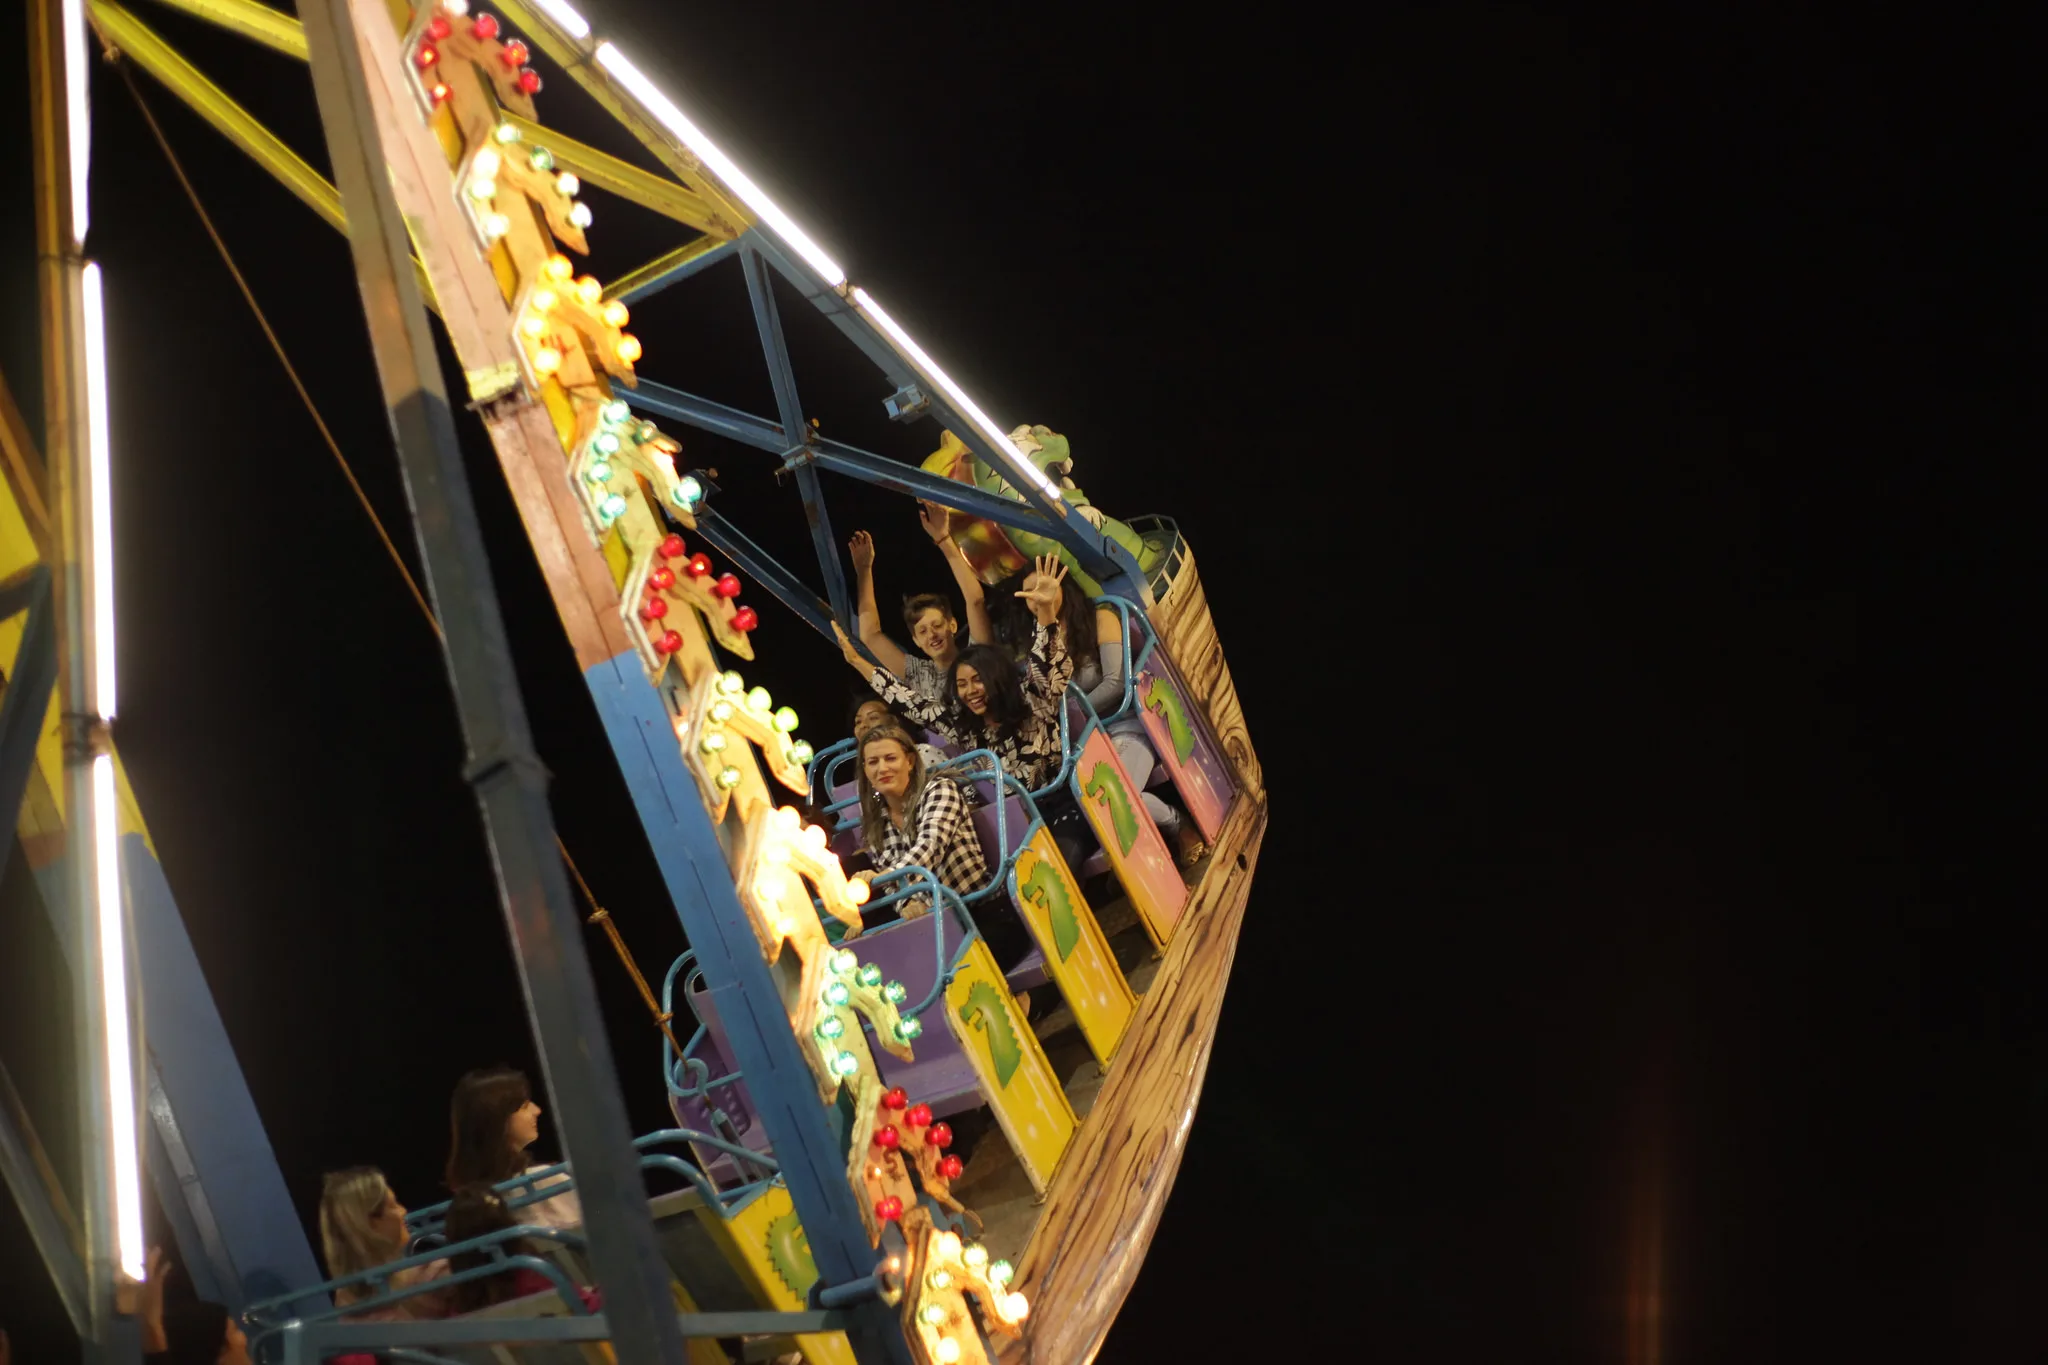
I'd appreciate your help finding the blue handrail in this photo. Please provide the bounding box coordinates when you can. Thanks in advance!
[244,1223,591,1357]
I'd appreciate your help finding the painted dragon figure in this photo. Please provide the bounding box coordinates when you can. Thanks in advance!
[920,425,1167,598]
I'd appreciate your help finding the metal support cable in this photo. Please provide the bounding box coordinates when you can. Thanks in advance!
[118,62,676,1053]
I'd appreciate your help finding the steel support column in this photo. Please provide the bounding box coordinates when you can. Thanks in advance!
[297,1,685,1360]
[739,242,851,628]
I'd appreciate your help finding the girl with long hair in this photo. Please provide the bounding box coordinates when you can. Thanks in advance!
[318,1167,449,1318]
[441,1186,601,1316]
[444,1068,583,1231]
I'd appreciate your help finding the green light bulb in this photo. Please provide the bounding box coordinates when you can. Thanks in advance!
[677,475,703,505]
[601,400,630,425]
[774,706,799,733]
[962,1244,988,1269]
[634,421,659,444]
[882,981,906,1004]
[699,733,727,755]
[747,686,773,712]
[719,671,745,696]
[789,741,814,766]
[989,1260,1013,1286]
[594,432,620,454]
[833,1051,859,1076]
[710,701,735,723]
[815,1016,844,1040]
[494,122,521,144]
[858,964,882,987]
[528,146,553,171]
[831,950,858,976]
[895,1017,922,1041]
[824,982,850,1007]
[584,461,611,484]
[717,766,742,790]
[929,1269,953,1291]
[600,493,628,520]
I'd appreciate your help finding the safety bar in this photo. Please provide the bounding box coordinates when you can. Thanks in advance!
[272,1306,853,1364]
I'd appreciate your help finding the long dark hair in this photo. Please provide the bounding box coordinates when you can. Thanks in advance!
[949,645,1028,736]
[856,725,928,856]
[990,566,1096,659]
[443,1185,534,1314]
[445,1068,530,1191]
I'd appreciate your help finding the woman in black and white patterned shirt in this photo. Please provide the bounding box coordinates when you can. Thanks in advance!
[841,555,1076,793]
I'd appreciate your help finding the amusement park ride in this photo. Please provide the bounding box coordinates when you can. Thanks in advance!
[0,0,1267,1361]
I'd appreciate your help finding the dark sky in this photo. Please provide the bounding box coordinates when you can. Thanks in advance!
[3,4,2041,1363]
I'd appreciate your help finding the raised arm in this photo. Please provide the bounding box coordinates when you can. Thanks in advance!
[837,623,957,733]
[1016,555,1076,709]
[921,501,993,645]
[848,530,910,677]
[1083,604,1127,716]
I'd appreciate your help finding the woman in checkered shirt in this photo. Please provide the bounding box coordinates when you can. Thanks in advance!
[850,725,1033,966]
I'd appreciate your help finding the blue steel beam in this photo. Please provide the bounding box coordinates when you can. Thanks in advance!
[740,234,1149,605]
[738,243,852,629]
[687,502,834,641]
[625,380,1059,536]
[580,656,911,1364]
[298,3,686,1360]
[0,1060,87,1336]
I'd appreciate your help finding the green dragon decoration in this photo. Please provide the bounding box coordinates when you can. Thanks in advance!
[1141,675,1197,765]
[1083,761,1140,855]
[920,426,1167,597]
[764,1206,818,1299]
[957,981,1024,1088]
[1017,853,1082,962]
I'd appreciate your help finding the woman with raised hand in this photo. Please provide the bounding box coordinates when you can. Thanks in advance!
[444,1068,583,1231]
[839,554,1075,793]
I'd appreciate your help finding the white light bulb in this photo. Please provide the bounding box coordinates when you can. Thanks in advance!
[472,147,502,178]
[568,202,594,228]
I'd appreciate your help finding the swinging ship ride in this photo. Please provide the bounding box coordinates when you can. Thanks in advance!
[0,1,1267,1362]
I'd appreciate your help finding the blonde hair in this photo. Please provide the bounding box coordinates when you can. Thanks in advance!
[320,1167,398,1303]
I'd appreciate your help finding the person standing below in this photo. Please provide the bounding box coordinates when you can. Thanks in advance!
[842,503,995,707]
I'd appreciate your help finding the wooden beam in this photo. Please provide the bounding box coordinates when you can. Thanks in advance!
[995,791,1269,1365]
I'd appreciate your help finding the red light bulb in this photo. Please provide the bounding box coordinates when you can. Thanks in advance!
[937,1154,964,1180]
[731,607,759,632]
[656,631,682,655]
[501,39,529,66]
[470,13,499,39]
[414,43,439,69]
[873,1126,900,1150]
[649,567,676,590]
[641,596,668,621]
[882,1088,909,1111]
[429,82,451,104]
[926,1122,952,1149]
[659,534,685,560]
[426,15,452,38]
[712,572,741,599]
[686,553,713,578]
[517,69,543,94]
[874,1196,903,1222]
[905,1103,932,1129]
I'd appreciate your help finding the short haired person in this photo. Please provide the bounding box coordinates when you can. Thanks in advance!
[134,1248,256,1365]
[841,502,995,707]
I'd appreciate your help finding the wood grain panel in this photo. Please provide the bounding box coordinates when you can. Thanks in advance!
[993,791,1269,1365]
[1147,541,1263,798]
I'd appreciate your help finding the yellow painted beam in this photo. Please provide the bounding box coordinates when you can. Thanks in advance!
[135,0,304,59]
[0,365,52,564]
[499,111,733,236]
[603,234,731,302]
[87,2,441,310]
[495,0,756,235]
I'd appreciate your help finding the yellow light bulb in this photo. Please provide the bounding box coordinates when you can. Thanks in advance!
[520,316,547,339]
[531,288,557,312]
[616,335,642,364]
[936,1339,961,1364]
[603,300,630,327]
[763,840,792,865]
[471,147,501,179]
[845,879,870,906]
[546,254,574,281]
[575,276,603,305]
[775,806,803,832]
[935,1231,961,1260]
[801,825,829,851]
[532,346,562,374]
[1005,1293,1029,1321]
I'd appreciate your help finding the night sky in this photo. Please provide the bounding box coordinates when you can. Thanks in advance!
[2,4,2041,1362]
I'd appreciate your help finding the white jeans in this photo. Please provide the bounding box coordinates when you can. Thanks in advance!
[1110,727,1183,839]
